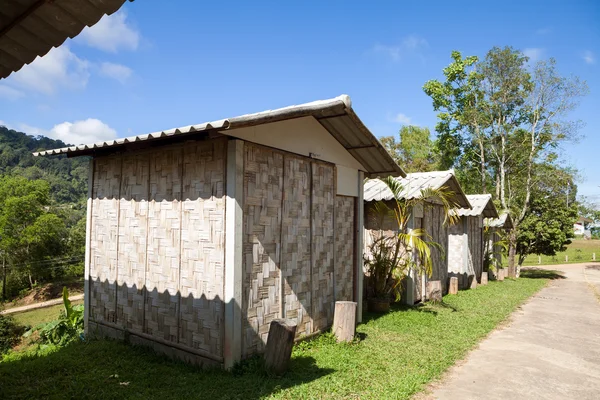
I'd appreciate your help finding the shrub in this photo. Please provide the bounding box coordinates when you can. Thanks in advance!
[31,287,83,347]
[0,314,25,354]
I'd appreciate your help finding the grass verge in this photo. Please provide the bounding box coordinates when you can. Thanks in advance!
[520,239,600,266]
[10,300,84,328]
[0,277,547,400]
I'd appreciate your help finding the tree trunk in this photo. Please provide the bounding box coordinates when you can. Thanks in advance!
[499,131,508,210]
[264,319,297,375]
[28,272,33,290]
[479,151,486,194]
[332,301,357,343]
[507,229,517,278]
[1,255,5,302]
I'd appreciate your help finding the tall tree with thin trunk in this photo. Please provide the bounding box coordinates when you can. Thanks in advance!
[424,48,588,277]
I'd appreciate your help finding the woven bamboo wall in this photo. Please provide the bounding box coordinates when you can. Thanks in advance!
[116,153,149,332]
[242,144,283,357]
[179,141,225,354]
[90,156,121,324]
[334,196,355,301]
[447,223,465,275]
[89,139,226,360]
[467,216,483,283]
[241,143,345,357]
[412,215,424,302]
[281,156,312,336]
[145,147,182,342]
[423,204,449,293]
[310,162,335,332]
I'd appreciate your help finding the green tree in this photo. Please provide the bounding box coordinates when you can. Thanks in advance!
[424,47,588,276]
[0,176,68,298]
[423,51,490,192]
[516,164,578,265]
[380,125,438,173]
[578,196,600,222]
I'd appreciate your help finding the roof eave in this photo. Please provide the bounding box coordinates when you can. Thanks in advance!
[33,95,406,178]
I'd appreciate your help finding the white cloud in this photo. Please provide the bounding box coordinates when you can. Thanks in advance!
[402,35,428,50]
[17,123,48,137]
[9,46,89,95]
[523,48,544,63]
[0,84,24,100]
[583,50,595,65]
[78,12,140,53]
[99,62,133,83]
[389,113,413,125]
[49,119,117,145]
[536,28,551,35]
[372,34,428,61]
[14,119,118,145]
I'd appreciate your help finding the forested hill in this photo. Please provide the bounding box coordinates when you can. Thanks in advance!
[0,125,88,205]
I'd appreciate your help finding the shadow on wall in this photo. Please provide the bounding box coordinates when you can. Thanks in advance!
[87,279,245,367]
[0,340,334,400]
[519,268,567,280]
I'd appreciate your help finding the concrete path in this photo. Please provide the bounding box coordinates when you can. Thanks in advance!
[428,263,600,400]
[0,294,84,315]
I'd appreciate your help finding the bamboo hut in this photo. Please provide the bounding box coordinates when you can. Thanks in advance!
[363,170,471,304]
[34,95,404,368]
[448,194,499,289]
[484,212,513,279]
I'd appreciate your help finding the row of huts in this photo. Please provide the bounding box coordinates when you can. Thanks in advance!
[34,95,512,369]
[364,172,512,303]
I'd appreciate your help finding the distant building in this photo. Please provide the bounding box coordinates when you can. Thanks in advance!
[574,216,593,237]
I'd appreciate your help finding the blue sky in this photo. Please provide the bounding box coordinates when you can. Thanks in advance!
[0,0,598,200]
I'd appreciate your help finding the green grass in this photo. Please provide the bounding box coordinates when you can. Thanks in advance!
[520,239,600,266]
[0,277,548,400]
[10,300,84,328]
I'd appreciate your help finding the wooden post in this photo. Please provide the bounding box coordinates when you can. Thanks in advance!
[264,319,297,374]
[449,277,458,295]
[538,256,541,264]
[593,253,596,261]
[498,269,505,281]
[332,301,357,342]
[481,272,488,285]
[566,255,568,263]
[426,280,442,302]
[224,140,244,369]
[470,276,478,289]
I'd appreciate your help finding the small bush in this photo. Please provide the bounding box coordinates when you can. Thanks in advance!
[27,287,84,347]
[0,314,25,354]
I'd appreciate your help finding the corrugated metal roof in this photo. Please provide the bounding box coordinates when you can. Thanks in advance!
[363,170,471,208]
[0,0,128,80]
[458,194,499,218]
[33,95,406,178]
[485,212,513,229]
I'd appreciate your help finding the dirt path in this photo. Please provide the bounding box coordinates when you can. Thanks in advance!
[1,294,84,315]
[425,263,600,400]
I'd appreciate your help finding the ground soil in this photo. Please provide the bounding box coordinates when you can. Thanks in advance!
[5,280,83,309]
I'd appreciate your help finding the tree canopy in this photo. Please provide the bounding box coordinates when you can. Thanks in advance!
[380,125,438,173]
[424,47,588,273]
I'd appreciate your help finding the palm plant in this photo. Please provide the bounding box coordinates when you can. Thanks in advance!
[365,176,460,307]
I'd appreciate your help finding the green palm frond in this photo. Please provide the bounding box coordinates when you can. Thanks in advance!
[365,176,459,301]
